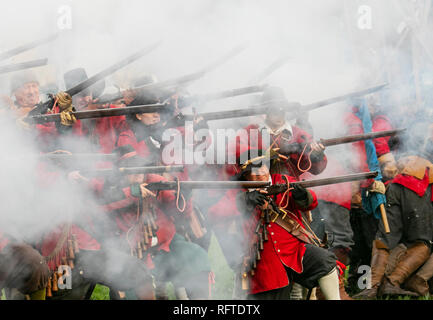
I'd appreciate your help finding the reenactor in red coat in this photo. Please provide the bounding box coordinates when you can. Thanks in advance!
[211,143,341,299]
[86,145,212,299]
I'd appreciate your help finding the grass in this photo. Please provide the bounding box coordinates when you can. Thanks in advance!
[3,235,432,300]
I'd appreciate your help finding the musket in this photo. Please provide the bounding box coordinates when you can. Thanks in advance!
[95,44,248,104]
[302,83,388,112]
[266,171,378,196]
[145,180,271,192]
[277,129,406,155]
[0,58,48,75]
[171,83,389,122]
[37,153,118,162]
[79,165,185,177]
[30,83,389,124]
[318,129,406,147]
[0,33,58,62]
[176,84,267,108]
[28,103,169,124]
[144,171,377,192]
[24,42,161,119]
[97,84,267,107]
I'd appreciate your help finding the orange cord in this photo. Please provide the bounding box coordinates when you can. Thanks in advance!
[296,143,313,173]
[278,175,293,209]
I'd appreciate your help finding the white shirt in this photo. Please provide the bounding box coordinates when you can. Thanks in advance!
[260,121,293,137]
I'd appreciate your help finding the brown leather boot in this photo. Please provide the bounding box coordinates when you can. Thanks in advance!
[339,277,353,300]
[380,242,430,297]
[384,244,407,277]
[332,247,350,266]
[405,253,433,296]
[352,240,389,300]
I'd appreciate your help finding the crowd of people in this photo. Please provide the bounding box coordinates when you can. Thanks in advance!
[0,60,432,301]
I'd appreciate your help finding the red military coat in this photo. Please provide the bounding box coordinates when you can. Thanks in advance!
[93,173,177,256]
[300,155,352,210]
[34,162,101,271]
[372,114,393,158]
[211,174,318,294]
[87,105,127,154]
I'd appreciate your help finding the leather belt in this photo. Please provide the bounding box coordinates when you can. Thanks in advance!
[268,210,316,245]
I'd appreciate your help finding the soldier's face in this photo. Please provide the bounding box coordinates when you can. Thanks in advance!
[246,164,270,182]
[136,112,160,126]
[265,111,286,129]
[14,82,39,108]
[74,94,93,110]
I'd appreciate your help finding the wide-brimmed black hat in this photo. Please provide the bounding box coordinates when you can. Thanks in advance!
[261,86,291,113]
[63,68,105,98]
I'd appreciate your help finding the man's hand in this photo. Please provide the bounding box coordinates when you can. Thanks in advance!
[310,142,325,161]
[368,180,386,194]
[122,89,137,106]
[68,171,89,183]
[245,190,268,207]
[59,110,77,126]
[291,184,309,201]
[291,184,313,208]
[140,183,156,199]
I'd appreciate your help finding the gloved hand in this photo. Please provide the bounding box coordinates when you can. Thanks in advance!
[309,141,325,162]
[56,92,77,126]
[59,109,77,126]
[245,190,268,207]
[0,243,50,294]
[291,183,309,201]
[368,180,386,194]
[291,184,313,209]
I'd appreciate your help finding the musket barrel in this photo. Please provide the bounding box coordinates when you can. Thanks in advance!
[66,43,160,97]
[24,43,160,119]
[147,180,271,191]
[303,83,388,112]
[319,129,405,147]
[38,153,118,162]
[118,165,184,175]
[29,104,168,123]
[184,85,267,106]
[0,33,58,62]
[266,171,378,196]
[0,58,48,75]
[295,171,378,189]
[80,165,185,177]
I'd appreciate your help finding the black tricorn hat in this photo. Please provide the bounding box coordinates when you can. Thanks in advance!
[63,68,105,98]
[261,86,291,113]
